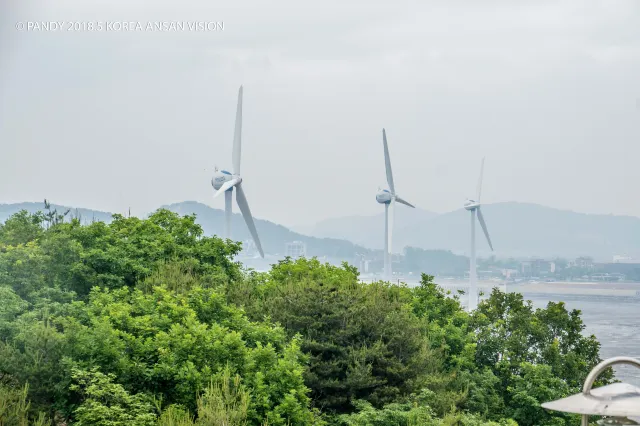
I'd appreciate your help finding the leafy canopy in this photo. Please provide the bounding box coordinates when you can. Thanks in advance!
[0,209,614,426]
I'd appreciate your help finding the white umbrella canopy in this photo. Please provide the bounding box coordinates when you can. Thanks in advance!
[541,383,640,417]
[541,357,640,426]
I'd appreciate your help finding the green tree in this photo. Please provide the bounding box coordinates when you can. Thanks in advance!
[43,199,70,230]
[410,275,506,419]
[504,363,572,426]
[61,283,314,424]
[410,274,476,371]
[0,210,44,246]
[0,242,49,299]
[193,366,249,426]
[229,258,452,415]
[70,368,157,426]
[0,209,243,299]
[471,290,611,390]
[0,383,50,426]
[469,289,612,424]
[337,389,517,426]
[0,209,616,426]
[157,367,283,426]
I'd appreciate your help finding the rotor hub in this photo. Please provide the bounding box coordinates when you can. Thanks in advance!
[211,169,235,190]
[376,189,393,204]
[464,199,479,211]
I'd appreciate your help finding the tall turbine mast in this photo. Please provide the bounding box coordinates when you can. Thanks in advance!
[210,86,265,258]
[376,129,415,281]
[465,157,494,311]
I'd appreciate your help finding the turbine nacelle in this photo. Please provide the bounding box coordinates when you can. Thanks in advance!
[211,169,236,191]
[464,199,480,211]
[376,189,392,204]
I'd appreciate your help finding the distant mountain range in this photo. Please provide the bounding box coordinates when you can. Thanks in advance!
[3,201,640,261]
[161,202,369,258]
[306,202,640,261]
[0,201,371,260]
[295,207,438,248]
[0,202,115,225]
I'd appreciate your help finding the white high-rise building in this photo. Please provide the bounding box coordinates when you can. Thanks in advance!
[285,241,307,259]
[240,239,259,257]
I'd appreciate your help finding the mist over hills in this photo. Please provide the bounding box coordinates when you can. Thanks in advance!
[298,207,438,248]
[3,201,640,261]
[0,201,370,260]
[307,202,640,261]
[161,201,369,258]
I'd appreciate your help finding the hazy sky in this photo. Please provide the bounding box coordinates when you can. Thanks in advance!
[1,0,639,227]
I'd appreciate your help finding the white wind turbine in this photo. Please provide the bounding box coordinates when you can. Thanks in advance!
[210,86,265,258]
[375,129,415,281]
[464,157,494,311]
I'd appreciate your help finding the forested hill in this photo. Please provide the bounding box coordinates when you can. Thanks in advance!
[0,201,370,258]
[161,201,369,257]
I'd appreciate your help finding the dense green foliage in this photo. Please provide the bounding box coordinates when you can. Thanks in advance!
[228,259,448,413]
[0,201,372,260]
[0,208,612,425]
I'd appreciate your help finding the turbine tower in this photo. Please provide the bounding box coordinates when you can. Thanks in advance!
[375,129,415,281]
[210,86,265,258]
[464,157,494,311]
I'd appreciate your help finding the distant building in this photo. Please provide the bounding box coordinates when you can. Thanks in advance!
[590,272,625,282]
[285,241,307,259]
[477,270,498,279]
[240,239,259,257]
[570,256,594,270]
[520,259,555,277]
[502,269,519,279]
[613,255,635,263]
[595,262,640,281]
[354,254,368,274]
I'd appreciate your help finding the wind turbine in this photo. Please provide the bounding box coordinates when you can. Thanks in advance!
[464,157,494,311]
[375,129,415,281]
[210,86,265,258]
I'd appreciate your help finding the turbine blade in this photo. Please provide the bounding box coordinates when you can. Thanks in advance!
[213,178,240,199]
[382,129,395,194]
[476,207,494,251]
[235,182,264,258]
[476,157,485,202]
[395,196,415,208]
[388,198,395,254]
[232,86,243,175]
